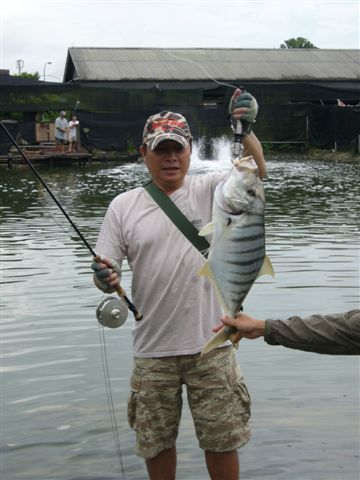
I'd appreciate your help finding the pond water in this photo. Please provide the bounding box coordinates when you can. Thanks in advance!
[1,139,359,480]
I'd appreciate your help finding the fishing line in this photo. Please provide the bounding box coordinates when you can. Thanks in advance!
[163,49,238,90]
[98,323,126,479]
[36,186,94,249]
[163,49,245,158]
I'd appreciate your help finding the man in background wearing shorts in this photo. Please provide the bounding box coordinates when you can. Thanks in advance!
[54,110,68,153]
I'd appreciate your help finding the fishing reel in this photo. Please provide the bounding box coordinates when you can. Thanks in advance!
[96,296,128,329]
[230,86,247,160]
[231,120,244,160]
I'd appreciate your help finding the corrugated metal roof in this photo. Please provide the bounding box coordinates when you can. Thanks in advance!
[66,48,360,82]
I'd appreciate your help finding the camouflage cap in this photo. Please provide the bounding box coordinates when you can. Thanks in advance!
[143,111,192,150]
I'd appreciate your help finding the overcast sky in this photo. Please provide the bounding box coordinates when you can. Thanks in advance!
[0,0,359,82]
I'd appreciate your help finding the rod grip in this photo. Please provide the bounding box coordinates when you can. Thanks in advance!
[115,284,127,299]
[94,255,143,321]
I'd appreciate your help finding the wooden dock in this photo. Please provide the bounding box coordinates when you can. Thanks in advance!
[0,145,141,168]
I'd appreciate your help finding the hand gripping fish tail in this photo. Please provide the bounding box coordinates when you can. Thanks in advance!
[198,156,274,356]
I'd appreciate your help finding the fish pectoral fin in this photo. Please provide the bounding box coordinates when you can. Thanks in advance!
[197,261,212,277]
[257,255,275,278]
[198,222,214,236]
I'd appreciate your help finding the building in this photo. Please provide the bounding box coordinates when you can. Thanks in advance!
[63,47,360,151]
[0,69,78,154]
[1,49,359,153]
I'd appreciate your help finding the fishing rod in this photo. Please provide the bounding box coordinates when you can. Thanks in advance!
[0,120,143,322]
[2,119,130,479]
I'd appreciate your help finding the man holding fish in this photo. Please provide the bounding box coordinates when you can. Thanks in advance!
[92,89,267,480]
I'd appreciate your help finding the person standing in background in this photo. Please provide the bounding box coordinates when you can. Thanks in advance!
[54,111,68,153]
[68,114,79,152]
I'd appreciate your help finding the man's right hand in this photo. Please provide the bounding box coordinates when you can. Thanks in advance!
[91,257,121,293]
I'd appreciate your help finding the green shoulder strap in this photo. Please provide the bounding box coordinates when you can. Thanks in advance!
[143,180,210,257]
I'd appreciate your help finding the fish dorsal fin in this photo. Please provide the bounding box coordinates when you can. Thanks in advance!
[257,255,275,278]
[198,222,214,237]
[197,261,228,314]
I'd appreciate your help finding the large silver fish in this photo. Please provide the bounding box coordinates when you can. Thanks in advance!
[198,155,274,355]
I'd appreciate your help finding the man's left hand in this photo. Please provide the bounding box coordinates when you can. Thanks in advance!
[229,89,258,134]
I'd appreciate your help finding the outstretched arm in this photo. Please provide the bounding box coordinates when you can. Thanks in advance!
[214,310,360,355]
[230,89,267,179]
[242,133,266,179]
[265,310,360,355]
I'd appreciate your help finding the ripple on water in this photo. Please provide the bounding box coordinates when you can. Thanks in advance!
[1,152,359,480]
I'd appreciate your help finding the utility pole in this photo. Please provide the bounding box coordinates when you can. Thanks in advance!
[43,61,52,81]
[16,59,24,74]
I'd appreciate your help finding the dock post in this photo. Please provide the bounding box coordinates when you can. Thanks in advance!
[7,153,12,169]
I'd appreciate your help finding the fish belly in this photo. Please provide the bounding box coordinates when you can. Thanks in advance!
[209,215,265,317]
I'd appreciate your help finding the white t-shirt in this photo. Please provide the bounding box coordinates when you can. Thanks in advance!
[95,171,227,357]
[54,117,68,140]
[68,120,79,140]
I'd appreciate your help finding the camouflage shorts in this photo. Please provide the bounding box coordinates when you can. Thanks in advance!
[127,346,251,459]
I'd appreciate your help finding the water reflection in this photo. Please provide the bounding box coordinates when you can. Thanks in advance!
[1,139,359,480]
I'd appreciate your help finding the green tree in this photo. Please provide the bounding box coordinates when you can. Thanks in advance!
[14,71,40,80]
[280,37,318,49]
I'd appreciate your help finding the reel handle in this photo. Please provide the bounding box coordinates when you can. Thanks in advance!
[233,119,244,159]
[94,255,143,321]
